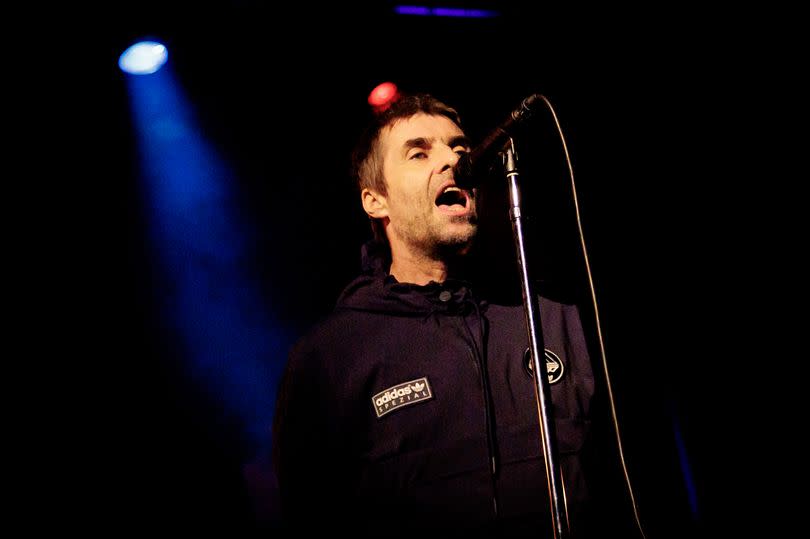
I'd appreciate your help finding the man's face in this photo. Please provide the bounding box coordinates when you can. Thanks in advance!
[377,113,478,258]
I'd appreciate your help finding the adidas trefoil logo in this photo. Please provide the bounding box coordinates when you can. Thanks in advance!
[372,377,433,418]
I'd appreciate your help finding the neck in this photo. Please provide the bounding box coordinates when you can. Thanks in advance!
[388,247,448,285]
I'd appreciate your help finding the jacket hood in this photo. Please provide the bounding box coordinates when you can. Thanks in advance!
[335,240,482,316]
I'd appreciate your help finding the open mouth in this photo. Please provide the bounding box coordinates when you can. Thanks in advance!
[435,185,470,213]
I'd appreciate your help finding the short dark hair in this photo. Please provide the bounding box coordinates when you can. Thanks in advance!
[351,93,463,242]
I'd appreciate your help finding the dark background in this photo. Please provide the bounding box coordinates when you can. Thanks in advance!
[58,1,794,536]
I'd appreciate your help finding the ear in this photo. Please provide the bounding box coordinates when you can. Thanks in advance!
[361,188,389,219]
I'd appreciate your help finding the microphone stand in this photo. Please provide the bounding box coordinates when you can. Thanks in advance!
[502,138,569,539]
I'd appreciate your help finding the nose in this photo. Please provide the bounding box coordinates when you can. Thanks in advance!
[437,144,461,174]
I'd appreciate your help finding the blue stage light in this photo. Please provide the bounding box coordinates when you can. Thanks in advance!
[118,40,169,75]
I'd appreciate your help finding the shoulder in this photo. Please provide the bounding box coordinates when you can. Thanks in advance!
[484,292,580,316]
[286,307,381,370]
[484,294,586,348]
[538,295,582,319]
[289,310,355,356]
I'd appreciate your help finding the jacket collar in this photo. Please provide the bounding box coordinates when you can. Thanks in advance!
[336,240,481,315]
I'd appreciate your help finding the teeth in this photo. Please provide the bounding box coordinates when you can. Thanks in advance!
[442,186,461,194]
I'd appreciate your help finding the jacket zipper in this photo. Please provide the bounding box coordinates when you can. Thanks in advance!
[462,314,499,517]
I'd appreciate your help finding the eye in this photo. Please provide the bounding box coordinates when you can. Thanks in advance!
[454,147,470,156]
[409,151,428,160]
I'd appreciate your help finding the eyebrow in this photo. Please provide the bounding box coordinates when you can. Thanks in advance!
[402,135,472,153]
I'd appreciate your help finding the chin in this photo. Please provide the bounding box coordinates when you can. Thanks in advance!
[437,227,478,254]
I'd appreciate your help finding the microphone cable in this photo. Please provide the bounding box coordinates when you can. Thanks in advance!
[537,94,649,539]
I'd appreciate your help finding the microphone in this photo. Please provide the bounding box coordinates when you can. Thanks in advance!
[455,93,544,188]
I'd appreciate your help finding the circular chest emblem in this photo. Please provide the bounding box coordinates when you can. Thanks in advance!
[524,347,565,384]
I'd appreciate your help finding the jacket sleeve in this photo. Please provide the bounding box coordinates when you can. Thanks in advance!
[271,338,351,531]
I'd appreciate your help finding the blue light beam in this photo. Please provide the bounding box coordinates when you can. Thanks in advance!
[672,406,700,520]
[123,64,288,456]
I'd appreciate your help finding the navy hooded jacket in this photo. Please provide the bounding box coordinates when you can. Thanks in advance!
[272,242,636,537]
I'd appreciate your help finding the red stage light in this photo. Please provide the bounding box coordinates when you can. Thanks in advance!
[368,82,400,113]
